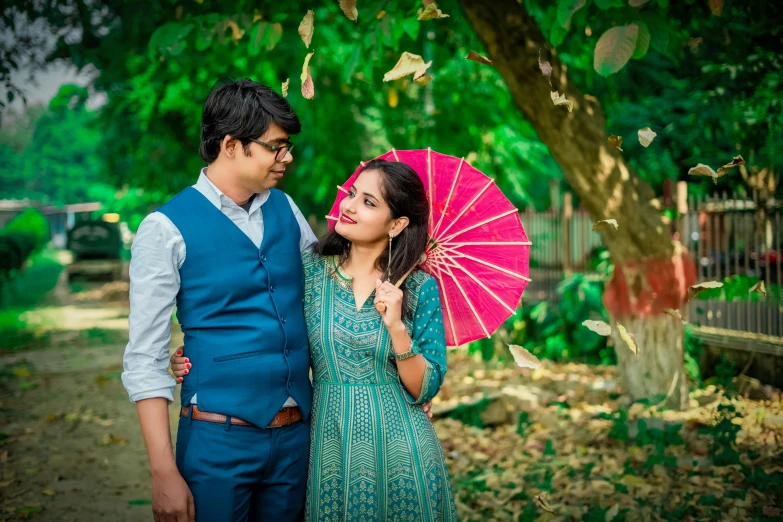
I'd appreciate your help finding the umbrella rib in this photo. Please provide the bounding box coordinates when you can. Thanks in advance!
[427,262,460,348]
[448,241,532,247]
[326,215,338,221]
[432,157,465,238]
[440,262,492,339]
[392,149,400,161]
[337,185,350,194]
[438,248,532,282]
[428,147,433,230]
[436,259,517,315]
[439,208,521,244]
[435,178,495,240]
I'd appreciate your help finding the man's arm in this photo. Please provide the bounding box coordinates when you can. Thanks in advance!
[121,214,193,521]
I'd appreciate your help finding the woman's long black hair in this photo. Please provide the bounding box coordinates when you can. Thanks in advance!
[314,159,430,317]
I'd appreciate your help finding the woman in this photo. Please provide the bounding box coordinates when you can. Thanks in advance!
[172,159,457,521]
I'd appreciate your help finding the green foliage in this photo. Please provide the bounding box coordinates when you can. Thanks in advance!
[0,209,52,305]
[506,269,613,364]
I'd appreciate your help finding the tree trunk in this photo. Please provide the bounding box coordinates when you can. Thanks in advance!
[459,0,696,408]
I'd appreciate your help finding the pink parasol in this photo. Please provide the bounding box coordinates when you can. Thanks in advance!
[327,148,531,347]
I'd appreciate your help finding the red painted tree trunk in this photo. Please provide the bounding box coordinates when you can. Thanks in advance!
[459,0,697,408]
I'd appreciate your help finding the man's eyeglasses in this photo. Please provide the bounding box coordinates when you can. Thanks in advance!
[248,138,295,162]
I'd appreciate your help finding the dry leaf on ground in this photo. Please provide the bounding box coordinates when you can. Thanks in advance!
[608,135,623,151]
[551,91,573,112]
[688,281,723,300]
[418,3,450,20]
[508,345,542,370]
[638,127,657,147]
[535,492,557,514]
[298,10,314,48]
[384,52,432,82]
[466,50,492,65]
[300,52,315,99]
[617,324,638,355]
[583,320,612,336]
[592,219,619,231]
[749,280,766,296]
[339,0,358,21]
[282,78,289,98]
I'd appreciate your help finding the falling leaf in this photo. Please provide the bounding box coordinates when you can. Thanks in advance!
[383,52,432,82]
[582,319,612,336]
[608,135,623,151]
[605,503,621,521]
[550,91,573,112]
[538,49,552,86]
[592,219,619,231]
[535,492,557,514]
[717,155,744,176]
[388,88,399,108]
[466,50,492,65]
[594,24,640,76]
[688,155,744,184]
[617,324,638,355]
[638,127,657,147]
[42,489,56,496]
[709,0,724,16]
[300,52,315,100]
[687,281,723,300]
[339,0,358,21]
[298,10,314,48]
[417,3,450,20]
[376,10,387,20]
[282,78,289,98]
[629,0,650,6]
[663,308,686,322]
[508,345,542,369]
[749,280,766,296]
[415,75,433,86]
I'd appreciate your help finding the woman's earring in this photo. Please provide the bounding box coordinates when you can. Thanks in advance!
[387,234,393,280]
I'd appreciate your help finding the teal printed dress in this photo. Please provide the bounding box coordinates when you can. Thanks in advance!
[303,253,457,522]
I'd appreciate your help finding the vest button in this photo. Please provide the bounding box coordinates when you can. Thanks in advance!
[270,286,275,293]
[285,349,290,356]
[287,381,293,388]
[260,255,267,262]
[281,317,287,324]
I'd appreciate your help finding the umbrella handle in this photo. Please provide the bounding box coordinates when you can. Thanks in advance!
[374,264,419,313]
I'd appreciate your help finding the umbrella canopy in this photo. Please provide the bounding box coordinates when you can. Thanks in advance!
[327,148,531,347]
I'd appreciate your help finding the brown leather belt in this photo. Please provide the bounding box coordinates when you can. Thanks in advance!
[181,405,302,429]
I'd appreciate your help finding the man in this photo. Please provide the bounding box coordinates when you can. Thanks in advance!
[122,79,317,522]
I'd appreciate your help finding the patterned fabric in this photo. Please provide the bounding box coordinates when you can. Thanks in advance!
[303,253,457,522]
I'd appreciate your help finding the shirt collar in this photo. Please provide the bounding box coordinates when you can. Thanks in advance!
[195,168,269,214]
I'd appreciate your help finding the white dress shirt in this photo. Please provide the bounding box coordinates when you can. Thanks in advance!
[121,169,318,407]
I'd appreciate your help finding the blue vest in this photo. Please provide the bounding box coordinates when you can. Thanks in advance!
[157,187,311,428]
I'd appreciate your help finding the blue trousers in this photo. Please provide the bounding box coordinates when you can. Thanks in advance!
[175,410,310,522]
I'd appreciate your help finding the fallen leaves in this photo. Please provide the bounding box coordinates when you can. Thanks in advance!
[638,127,657,147]
[508,344,542,369]
[550,91,573,112]
[582,319,612,336]
[298,10,314,48]
[417,3,450,20]
[608,135,623,151]
[688,155,745,184]
[687,280,723,300]
[383,52,432,82]
[749,280,766,296]
[592,219,619,231]
[301,51,315,100]
[466,50,492,65]
[617,324,639,355]
[662,308,686,322]
[101,433,127,446]
[535,492,557,514]
[282,78,289,98]
[339,0,358,22]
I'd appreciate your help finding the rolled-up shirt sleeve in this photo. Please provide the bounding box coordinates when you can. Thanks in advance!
[121,213,182,403]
